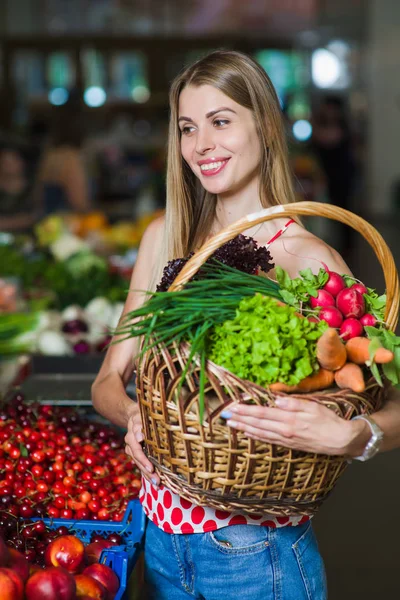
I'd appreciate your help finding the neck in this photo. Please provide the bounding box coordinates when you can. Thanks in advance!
[214,176,265,229]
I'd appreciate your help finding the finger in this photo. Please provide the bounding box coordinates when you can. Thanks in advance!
[226,414,296,438]
[226,417,296,440]
[227,421,289,445]
[124,432,154,474]
[274,397,316,412]
[125,444,160,486]
[224,403,298,422]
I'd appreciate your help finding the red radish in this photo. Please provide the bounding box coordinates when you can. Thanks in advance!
[336,288,365,318]
[340,318,364,340]
[319,306,344,328]
[359,313,377,327]
[310,290,335,309]
[323,272,346,297]
[351,283,368,296]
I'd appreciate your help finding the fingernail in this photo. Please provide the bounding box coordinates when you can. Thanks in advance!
[151,477,159,487]
[135,431,144,442]
[226,420,237,427]
[221,410,233,419]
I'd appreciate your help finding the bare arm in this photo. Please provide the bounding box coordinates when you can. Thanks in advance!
[92,216,165,486]
[91,215,164,427]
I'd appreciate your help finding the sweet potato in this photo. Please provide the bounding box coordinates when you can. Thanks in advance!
[316,328,347,371]
[345,336,394,365]
[334,362,365,393]
[270,368,335,393]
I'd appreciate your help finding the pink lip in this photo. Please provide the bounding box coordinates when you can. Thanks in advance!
[198,158,230,177]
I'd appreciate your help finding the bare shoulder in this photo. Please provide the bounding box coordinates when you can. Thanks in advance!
[139,214,165,259]
[268,223,352,278]
[129,214,165,289]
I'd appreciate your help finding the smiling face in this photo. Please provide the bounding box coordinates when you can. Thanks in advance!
[178,84,262,198]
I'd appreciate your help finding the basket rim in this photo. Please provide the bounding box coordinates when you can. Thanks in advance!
[168,202,399,331]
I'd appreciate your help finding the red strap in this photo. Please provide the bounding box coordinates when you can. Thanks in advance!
[266,218,295,246]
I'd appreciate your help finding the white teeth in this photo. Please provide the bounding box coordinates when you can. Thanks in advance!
[200,160,226,171]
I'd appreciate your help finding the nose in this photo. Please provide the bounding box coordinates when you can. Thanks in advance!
[195,127,216,155]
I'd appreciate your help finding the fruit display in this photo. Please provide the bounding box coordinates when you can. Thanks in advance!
[0,392,141,521]
[0,521,122,599]
[35,210,163,254]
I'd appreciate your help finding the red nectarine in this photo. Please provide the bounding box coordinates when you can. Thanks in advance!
[0,536,10,567]
[8,547,30,582]
[75,573,107,599]
[0,567,24,600]
[85,540,114,565]
[45,534,86,573]
[83,563,119,600]
[25,566,76,600]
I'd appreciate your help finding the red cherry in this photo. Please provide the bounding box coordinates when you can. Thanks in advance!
[56,526,70,536]
[34,520,46,534]
[88,500,101,513]
[31,451,46,463]
[75,508,90,520]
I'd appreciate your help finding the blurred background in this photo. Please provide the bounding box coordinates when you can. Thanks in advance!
[0,2,399,598]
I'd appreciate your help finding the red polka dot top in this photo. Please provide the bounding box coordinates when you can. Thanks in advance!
[140,219,310,534]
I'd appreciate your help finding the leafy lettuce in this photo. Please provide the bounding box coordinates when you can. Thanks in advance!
[208,295,328,387]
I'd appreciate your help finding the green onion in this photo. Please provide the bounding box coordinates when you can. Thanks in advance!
[114,261,282,419]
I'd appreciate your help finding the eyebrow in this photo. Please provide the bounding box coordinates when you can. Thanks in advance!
[178,107,237,123]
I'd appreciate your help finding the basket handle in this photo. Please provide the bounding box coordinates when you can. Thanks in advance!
[168,201,399,331]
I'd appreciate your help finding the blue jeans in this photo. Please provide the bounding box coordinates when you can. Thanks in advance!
[144,518,327,599]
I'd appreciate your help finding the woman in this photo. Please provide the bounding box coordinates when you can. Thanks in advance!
[34,100,91,216]
[92,51,400,599]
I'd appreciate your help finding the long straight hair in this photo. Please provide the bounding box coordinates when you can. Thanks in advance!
[151,50,297,289]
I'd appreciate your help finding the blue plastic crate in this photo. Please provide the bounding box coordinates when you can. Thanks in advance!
[101,547,130,600]
[32,499,145,600]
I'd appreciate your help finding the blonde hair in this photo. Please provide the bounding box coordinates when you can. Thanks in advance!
[151,49,296,289]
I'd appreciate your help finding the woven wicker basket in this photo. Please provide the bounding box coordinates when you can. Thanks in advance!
[135,202,399,517]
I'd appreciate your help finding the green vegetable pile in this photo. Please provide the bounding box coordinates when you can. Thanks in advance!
[208,294,328,387]
[116,261,282,420]
[0,245,128,309]
[0,312,40,355]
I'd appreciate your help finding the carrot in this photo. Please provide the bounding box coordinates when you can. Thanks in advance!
[345,337,394,365]
[334,362,365,393]
[270,368,335,393]
[316,328,347,371]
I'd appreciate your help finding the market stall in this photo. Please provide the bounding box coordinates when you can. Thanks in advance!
[0,210,161,598]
